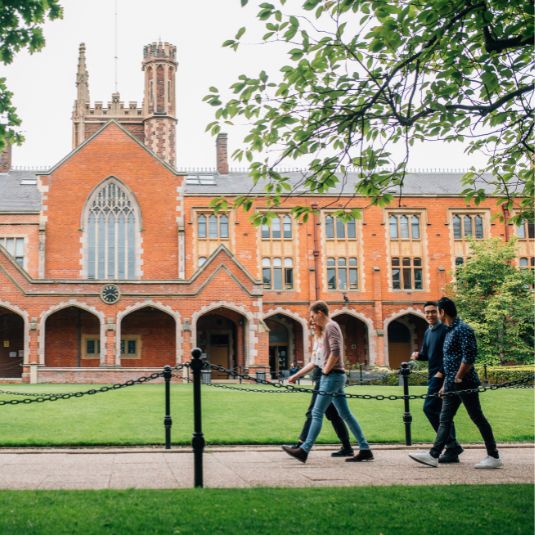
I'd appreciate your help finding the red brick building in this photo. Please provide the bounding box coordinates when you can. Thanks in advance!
[0,42,533,383]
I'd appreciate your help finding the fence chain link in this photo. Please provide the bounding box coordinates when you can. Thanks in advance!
[0,363,188,406]
[205,363,533,400]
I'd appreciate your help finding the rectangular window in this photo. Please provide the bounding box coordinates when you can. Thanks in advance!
[326,257,358,290]
[197,213,229,240]
[516,221,535,239]
[261,215,292,240]
[389,214,421,240]
[391,257,423,290]
[327,257,336,290]
[263,257,294,290]
[272,257,282,290]
[284,258,293,289]
[81,335,100,359]
[0,237,25,268]
[452,213,485,240]
[121,336,141,359]
[325,214,357,241]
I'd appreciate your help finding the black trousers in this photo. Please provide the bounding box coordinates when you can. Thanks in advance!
[299,380,351,449]
[423,376,460,450]
[430,381,498,458]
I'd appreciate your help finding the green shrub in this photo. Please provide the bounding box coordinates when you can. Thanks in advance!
[475,365,534,385]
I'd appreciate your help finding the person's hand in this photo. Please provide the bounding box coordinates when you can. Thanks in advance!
[434,372,444,379]
[410,352,419,360]
[454,377,462,384]
[438,385,445,397]
[288,375,297,384]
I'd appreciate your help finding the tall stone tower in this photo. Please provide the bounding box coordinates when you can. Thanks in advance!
[71,42,178,167]
[142,42,178,167]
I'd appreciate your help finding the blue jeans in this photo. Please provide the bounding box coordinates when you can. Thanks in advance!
[301,373,369,453]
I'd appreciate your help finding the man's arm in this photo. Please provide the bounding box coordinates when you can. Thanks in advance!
[454,326,477,382]
[323,352,338,375]
[322,323,342,374]
[411,331,429,361]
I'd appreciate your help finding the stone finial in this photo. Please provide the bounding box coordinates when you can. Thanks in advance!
[76,42,90,104]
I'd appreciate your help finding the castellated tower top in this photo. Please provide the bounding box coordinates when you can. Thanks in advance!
[143,42,177,63]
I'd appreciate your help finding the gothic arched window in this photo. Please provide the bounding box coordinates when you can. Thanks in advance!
[85,179,140,280]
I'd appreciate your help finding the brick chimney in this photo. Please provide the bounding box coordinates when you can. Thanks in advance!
[216,133,228,175]
[0,143,12,173]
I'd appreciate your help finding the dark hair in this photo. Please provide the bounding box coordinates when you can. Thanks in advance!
[423,301,437,309]
[437,297,457,317]
[310,300,329,317]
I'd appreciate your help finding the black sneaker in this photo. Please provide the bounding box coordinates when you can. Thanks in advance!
[345,449,374,462]
[439,450,461,464]
[331,447,354,458]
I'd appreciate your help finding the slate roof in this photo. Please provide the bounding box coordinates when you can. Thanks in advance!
[0,168,494,213]
[182,170,496,196]
[0,170,42,212]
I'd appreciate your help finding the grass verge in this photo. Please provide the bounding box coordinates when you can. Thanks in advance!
[0,484,532,534]
[0,384,532,446]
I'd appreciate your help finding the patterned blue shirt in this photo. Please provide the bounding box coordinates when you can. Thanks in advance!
[443,317,480,388]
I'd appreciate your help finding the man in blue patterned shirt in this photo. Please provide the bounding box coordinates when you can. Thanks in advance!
[411,301,463,463]
[409,297,502,469]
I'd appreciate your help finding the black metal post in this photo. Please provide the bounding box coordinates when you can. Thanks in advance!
[190,348,205,488]
[483,363,489,386]
[400,362,412,446]
[359,363,363,384]
[163,365,172,450]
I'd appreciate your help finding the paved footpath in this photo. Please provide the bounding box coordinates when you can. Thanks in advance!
[0,444,532,490]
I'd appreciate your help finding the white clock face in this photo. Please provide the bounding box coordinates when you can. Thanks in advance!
[101,284,120,304]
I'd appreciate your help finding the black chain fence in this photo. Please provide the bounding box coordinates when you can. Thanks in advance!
[0,363,188,406]
[0,362,532,405]
[203,363,533,400]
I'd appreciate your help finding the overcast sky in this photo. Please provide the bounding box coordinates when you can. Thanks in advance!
[1,0,487,171]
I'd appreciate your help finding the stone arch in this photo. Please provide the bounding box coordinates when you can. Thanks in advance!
[191,301,256,367]
[331,307,376,365]
[384,307,427,368]
[116,300,182,366]
[263,307,309,363]
[39,300,105,366]
[0,300,29,376]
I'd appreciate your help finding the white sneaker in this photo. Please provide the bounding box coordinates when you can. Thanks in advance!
[474,455,503,469]
[408,451,438,467]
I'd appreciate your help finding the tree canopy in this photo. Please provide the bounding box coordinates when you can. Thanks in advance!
[454,238,534,365]
[0,0,62,151]
[205,0,533,223]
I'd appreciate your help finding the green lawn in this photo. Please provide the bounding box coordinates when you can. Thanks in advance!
[0,485,532,535]
[0,384,532,446]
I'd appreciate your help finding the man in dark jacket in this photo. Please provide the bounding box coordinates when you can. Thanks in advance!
[411,301,463,463]
[409,297,502,469]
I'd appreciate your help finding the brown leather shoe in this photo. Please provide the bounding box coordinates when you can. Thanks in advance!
[282,445,308,463]
[345,449,374,462]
